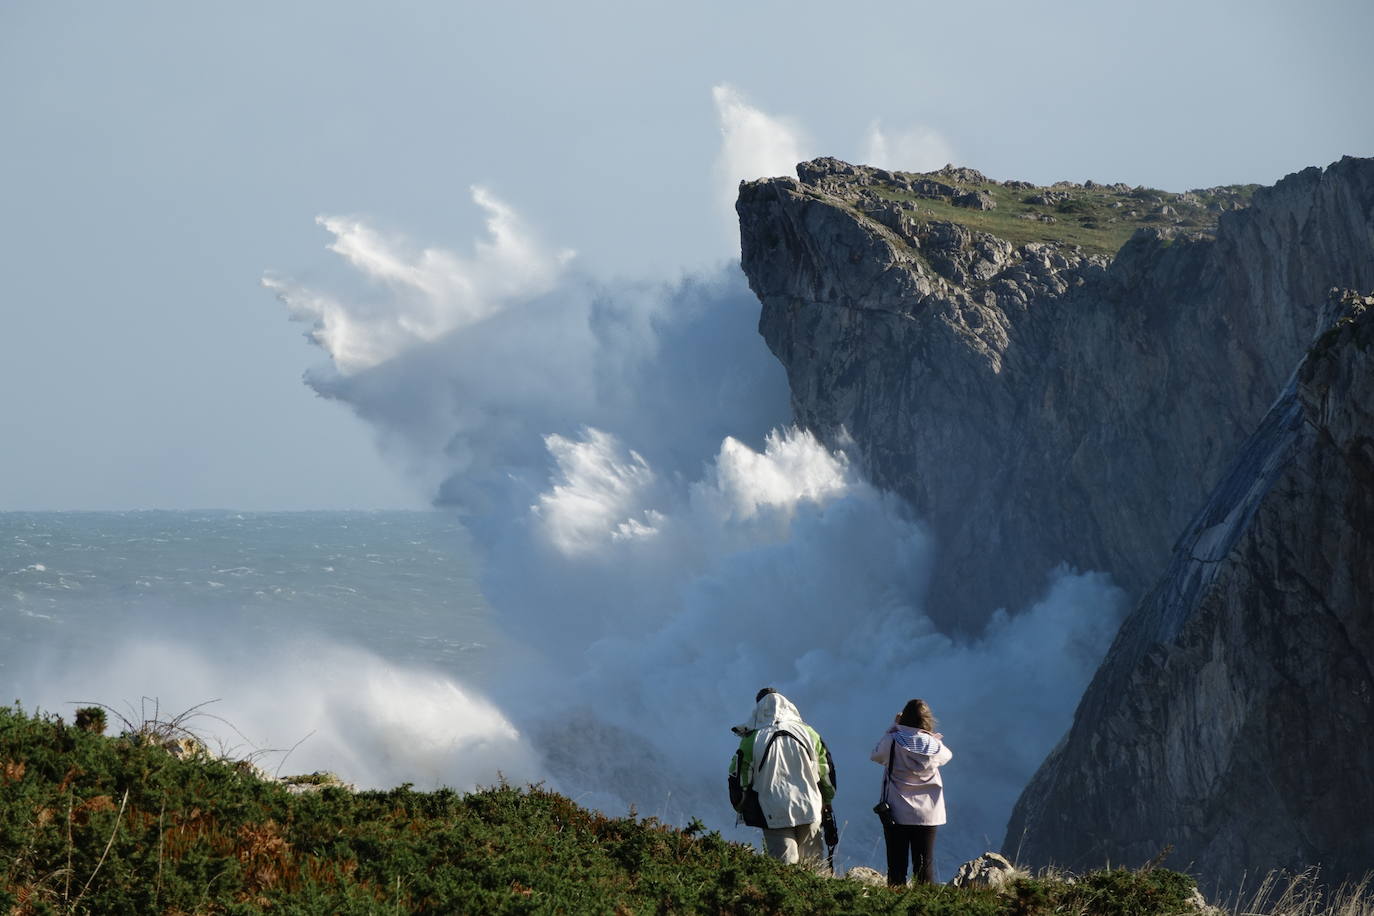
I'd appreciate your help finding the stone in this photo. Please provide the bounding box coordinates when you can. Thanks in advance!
[970,258,1000,281]
[940,165,989,184]
[1186,888,1223,915]
[161,735,209,760]
[280,770,355,794]
[924,220,971,251]
[796,157,858,185]
[950,852,1020,888]
[910,178,959,200]
[844,866,886,886]
[953,189,996,210]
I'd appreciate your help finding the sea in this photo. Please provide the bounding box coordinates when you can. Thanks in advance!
[1,511,507,772]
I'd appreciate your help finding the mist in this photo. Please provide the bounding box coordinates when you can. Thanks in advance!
[252,88,1129,872]
[3,86,1126,876]
[11,633,537,791]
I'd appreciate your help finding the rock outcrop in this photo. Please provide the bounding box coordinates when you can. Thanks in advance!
[737,156,1374,628]
[950,852,1020,888]
[737,157,1374,887]
[1004,291,1374,891]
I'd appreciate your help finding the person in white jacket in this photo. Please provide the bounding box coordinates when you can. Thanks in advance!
[870,698,952,886]
[728,688,836,868]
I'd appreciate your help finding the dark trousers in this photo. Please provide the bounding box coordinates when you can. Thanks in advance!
[883,822,937,886]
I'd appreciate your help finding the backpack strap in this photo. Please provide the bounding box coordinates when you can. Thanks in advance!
[754,728,812,778]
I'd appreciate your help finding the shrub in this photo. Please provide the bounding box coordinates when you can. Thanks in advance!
[73,707,106,735]
[0,703,1226,914]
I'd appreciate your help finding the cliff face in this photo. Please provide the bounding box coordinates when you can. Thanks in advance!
[1004,291,1374,890]
[737,156,1374,888]
[737,156,1374,628]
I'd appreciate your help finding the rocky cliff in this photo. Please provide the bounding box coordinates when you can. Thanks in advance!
[1003,290,1374,890]
[737,156,1374,629]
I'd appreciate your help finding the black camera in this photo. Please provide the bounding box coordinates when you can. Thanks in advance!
[873,800,894,828]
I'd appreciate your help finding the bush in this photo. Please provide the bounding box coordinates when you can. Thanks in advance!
[73,707,106,735]
[1,703,1211,914]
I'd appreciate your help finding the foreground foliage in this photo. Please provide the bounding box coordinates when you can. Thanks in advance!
[1,704,1204,914]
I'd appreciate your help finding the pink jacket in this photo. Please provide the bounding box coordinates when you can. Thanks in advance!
[871,725,953,826]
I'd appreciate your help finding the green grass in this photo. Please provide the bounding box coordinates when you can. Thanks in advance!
[863,178,1258,256]
[1,703,1206,914]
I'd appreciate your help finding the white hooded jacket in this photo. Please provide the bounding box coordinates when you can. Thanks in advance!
[732,693,829,829]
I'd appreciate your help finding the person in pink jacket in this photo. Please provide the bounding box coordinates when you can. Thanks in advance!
[870,698,953,886]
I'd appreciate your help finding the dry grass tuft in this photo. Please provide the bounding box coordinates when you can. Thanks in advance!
[1232,869,1374,916]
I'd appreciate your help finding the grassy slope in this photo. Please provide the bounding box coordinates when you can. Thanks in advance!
[865,177,1258,256]
[0,705,1203,915]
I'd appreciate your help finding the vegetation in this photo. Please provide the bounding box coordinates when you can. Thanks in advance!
[1,702,1357,915]
[861,173,1259,256]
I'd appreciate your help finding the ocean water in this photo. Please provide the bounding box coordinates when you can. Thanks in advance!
[2,510,489,670]
[1,511,513,782]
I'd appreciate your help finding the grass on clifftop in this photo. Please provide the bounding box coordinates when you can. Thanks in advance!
[866,179,1258,256]
[1,703,1208,914]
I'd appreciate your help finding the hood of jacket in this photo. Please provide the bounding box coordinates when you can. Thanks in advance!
[733,692,805,735]
[740,693,823,829]
[893,725,944,758]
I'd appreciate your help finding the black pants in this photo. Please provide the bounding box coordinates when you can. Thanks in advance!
[883,822,937,886]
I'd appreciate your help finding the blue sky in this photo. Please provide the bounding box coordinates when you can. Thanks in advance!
[2,0,1371,509]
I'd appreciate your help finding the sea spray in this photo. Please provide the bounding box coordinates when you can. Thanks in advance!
[268,186,1127,868]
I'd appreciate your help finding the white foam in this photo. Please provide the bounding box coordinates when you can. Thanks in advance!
[13,637,537,792]
[252,90,1130,868]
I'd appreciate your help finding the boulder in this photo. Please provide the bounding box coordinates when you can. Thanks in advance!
[939,165,990,184]
[161,735,209,760]
[911,178,959,200]
[280,770,355,794]
[844,866,886,886]
[796,157,858,185]
[954,189,997,210]
[950,852,1020,888]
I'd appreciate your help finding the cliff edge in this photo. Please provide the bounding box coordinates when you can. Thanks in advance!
[737,156,1374,628]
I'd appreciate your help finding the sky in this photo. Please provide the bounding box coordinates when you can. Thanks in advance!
[2,0,1371,510]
